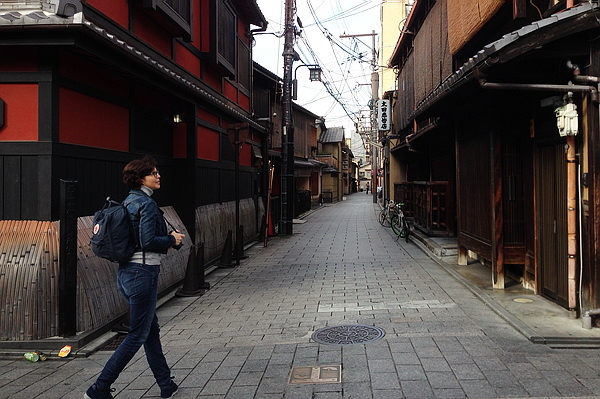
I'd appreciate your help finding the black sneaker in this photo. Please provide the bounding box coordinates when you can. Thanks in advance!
[160,377,178,398]
[84,384,115,399]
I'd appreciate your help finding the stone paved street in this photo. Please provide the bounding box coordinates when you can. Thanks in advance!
[2,193,600,398]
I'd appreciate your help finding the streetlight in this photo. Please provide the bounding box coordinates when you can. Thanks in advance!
[293,64,322,100]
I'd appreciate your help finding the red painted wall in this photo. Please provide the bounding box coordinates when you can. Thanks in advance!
[238,18,250,45]
[199,0,211,52]
[223,80,237,103]
[87,0,129,28]
[238,92,250,112]
[197,108,219,125]
[191,0,201,46]
[133,11,171,57]
[0,84,38,141]
[59,88,129,151]
[203,69,222,92]
[197,126,219,161]
[240,143,251,166]
[175,42,201,78]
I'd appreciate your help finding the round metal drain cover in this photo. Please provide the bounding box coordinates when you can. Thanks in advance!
[311,324,385,345]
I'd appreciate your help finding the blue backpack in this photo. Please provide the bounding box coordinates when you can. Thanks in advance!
[91,197,137,263]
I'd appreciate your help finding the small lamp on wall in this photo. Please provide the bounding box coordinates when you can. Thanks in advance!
[173,114,183,123]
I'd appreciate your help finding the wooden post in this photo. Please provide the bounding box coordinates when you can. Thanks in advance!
[457,246,469,266]
[59,180,78,337]
[492,132,505,289]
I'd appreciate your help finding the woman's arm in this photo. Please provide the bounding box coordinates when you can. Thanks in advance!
[138,200,176,252]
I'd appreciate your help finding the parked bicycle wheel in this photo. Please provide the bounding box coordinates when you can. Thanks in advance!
[401,217,410,243]
[379,210,391,227]
[391,215,402,236]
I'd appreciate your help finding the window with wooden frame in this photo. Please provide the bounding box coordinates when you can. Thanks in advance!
[237,37,251,93]
[211,0,237,77]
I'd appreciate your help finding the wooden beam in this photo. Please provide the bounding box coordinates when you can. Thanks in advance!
[492,131,505,289]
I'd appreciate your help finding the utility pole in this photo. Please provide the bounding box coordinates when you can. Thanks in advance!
[371,29,379,204]
[340,31,379,203]
[281,0,295,235]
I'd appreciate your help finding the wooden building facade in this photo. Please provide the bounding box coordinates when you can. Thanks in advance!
[387,0,600,317]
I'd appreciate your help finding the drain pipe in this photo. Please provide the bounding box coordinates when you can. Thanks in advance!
[567,61,600,328]
[479,80,596,94]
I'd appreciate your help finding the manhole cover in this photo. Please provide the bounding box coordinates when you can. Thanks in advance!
[311,324,385,345]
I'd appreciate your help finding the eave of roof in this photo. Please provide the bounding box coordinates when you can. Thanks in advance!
[254,62,281,83]
[389,0,420,67]
[295,158,325,168]
[234,0,267,29]
[0,4,267,132]
[410,2,597,120]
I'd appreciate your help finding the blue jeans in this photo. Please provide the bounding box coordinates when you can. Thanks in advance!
[95,263,171,390]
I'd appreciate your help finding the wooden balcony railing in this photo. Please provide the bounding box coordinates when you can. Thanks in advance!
[394,181,454,236]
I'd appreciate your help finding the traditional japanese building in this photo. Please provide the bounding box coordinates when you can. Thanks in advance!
[0,0,268,343]
[387,0,600,320]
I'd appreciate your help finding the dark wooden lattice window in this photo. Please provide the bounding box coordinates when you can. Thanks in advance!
[214,0,236,76]
[253,88,270,118]
[164,0,190,23]
[238,38,251,92]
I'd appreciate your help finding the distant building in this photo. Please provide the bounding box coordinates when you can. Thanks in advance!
[317,127,353,202]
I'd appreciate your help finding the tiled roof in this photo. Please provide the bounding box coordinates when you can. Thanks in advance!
[319,127,345,143]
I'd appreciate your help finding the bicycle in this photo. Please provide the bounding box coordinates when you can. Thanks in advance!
[379,200,410,242]
[378,200,397,227]
[390,203,410,243]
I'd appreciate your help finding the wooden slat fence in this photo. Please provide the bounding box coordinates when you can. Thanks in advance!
[0,221,59,341]
[0,206,190,341]
[196,198,264,264]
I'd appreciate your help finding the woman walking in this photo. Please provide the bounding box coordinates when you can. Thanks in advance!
[85,156,184,399]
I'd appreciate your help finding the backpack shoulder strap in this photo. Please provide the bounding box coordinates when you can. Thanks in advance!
[121,195,145,264]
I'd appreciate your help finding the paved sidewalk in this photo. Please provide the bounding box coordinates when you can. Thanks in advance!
[3,193,600,398]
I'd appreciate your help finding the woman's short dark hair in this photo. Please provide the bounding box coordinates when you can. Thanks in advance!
[122,155,157,189]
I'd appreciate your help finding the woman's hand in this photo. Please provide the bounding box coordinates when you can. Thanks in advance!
[170,230,185,246]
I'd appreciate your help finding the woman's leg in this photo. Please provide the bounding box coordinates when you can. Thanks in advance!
[144,313,172,387]
[94,264,159,389]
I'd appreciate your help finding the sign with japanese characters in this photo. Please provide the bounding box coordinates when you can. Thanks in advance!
[377,99,390,131]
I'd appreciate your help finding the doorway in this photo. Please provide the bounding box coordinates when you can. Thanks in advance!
[536,141,568,307]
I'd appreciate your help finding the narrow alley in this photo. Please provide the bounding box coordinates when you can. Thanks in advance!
[3,193,600,399]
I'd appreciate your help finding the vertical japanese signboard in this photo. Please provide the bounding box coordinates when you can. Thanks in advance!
[377,99,390,131]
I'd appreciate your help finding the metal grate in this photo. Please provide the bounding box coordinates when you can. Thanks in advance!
[99,334,126,351]
[311,324,385,345]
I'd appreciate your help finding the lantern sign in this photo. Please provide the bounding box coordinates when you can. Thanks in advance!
[377,99,390,131]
